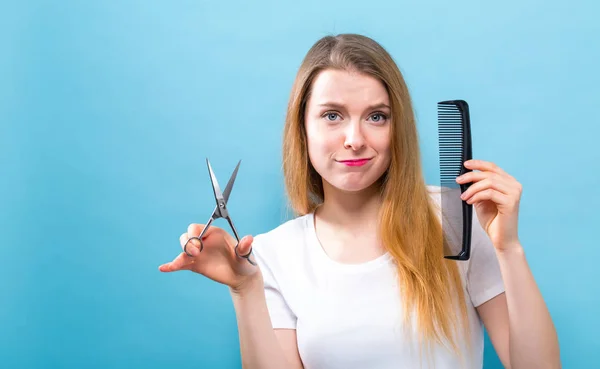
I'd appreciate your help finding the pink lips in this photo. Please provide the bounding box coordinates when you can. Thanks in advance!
[338,158,371,167]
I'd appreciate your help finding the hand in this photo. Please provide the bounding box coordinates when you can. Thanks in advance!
[158,223,261,293]
[456,159,523,251]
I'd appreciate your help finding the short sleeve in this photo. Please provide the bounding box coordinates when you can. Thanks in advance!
[466,211,506,307]
[252,235,297,329]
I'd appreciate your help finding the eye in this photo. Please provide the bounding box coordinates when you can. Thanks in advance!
[323,112,341,121]
[369,112,388,124]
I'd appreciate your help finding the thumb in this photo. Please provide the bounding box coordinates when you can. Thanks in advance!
[235,235,254,258]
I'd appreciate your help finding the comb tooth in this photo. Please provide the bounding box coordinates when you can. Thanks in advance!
[437,100,470,186]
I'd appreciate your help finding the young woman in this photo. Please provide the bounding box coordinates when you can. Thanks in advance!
[159,34,560,369]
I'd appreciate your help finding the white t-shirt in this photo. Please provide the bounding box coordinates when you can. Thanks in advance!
[251,186,505,369]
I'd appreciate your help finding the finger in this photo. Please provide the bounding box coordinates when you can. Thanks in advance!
[464,159,508,176]
[465,188,510,206]
[180,232,200,257]
[456,170,493,184]
[457,169,517,187]
[158,252,194,272]
[188,223,204,238]
[460,176,512,201]
[184,223,211,255]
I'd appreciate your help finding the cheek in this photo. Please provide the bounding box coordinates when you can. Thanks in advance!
[367,129,392,154]
[305,124,324,165]
[306,123,339,155]
[379,138,392,154]
[307,137,332,168]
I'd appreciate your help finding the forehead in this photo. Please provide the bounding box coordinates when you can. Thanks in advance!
[308,69,389,106]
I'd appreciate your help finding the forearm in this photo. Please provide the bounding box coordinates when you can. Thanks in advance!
[230,273,291,369]
[496,243,561,369]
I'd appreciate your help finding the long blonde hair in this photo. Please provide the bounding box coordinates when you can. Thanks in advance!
[282,33,470,359]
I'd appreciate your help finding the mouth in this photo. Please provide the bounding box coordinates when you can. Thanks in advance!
[336,158,372,167]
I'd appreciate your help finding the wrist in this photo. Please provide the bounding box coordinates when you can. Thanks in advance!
[229,271,264,299]
[495,241,525,258]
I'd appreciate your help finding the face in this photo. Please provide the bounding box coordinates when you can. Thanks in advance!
[304,68,392,194]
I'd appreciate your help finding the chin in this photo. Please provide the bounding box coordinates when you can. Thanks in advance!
[325,176,382,194]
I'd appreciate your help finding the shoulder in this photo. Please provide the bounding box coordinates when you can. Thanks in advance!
[251,213,311,263]
[425,184,460,205]
[426,184,443,195]
[254,213,310,245]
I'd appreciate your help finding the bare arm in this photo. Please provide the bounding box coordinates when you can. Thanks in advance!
[477,244,561,369]
[230,272,304,369]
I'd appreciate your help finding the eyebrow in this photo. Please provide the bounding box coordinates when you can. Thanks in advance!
[317,102,391,111]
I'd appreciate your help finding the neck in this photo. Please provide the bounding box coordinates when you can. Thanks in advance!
[316,180,383,232]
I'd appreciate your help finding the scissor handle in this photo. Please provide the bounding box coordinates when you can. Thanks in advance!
[225,216,256,266]
[184,236,203,256]
[184,217,214,257]
[227,217,257,266]
[183,216,256,266]
[235,244,256,266]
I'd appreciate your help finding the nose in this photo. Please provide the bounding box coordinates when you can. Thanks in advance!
[343,121,366,151]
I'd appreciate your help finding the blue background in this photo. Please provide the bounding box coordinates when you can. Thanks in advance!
[2,1,598,368]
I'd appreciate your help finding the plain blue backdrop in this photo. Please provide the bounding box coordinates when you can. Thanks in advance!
[1,1,598,368]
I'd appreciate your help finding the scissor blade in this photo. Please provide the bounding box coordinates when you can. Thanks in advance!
[223,160,241,204]
[207,158,224,203]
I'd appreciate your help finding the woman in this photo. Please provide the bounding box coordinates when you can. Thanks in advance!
[159,34,560,369]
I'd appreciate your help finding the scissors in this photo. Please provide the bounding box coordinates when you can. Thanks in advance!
[183,158,256,266]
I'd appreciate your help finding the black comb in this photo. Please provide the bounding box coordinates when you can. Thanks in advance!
[438,99,473,261]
